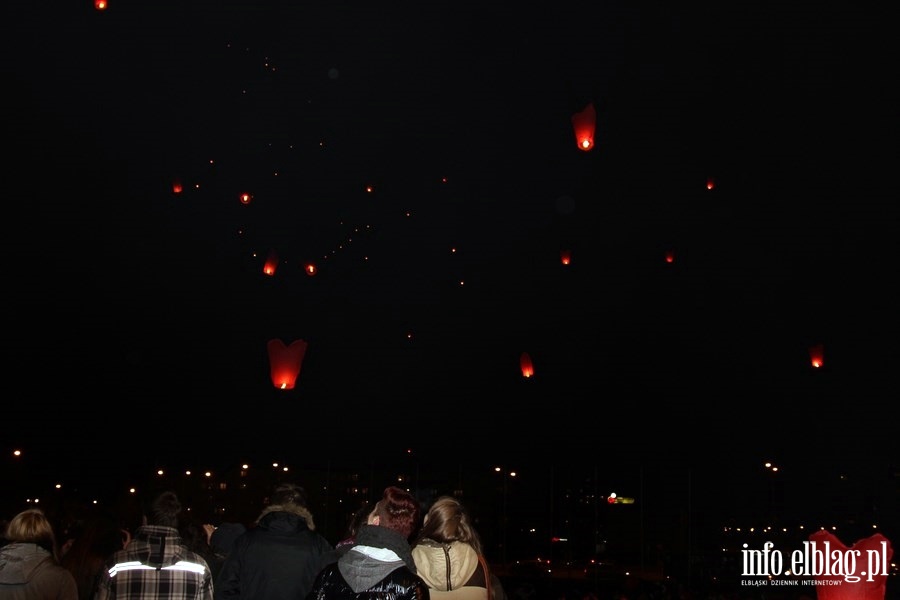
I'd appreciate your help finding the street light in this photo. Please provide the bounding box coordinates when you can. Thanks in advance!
[764,461,780,524]
[493,467,517,565]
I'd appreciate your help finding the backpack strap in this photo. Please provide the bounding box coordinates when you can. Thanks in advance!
[477,554,492,600]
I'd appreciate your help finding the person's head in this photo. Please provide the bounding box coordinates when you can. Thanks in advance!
[256,481,316,530]
[178,513,212,556]
[60,509,125,559]
[141,489,181,528]
[268,482,308,508]
[368,486,420,540]
[4,508,60,559]
[344,501,374,541]
[417,495,483,555]
[58,510,127,594]
[209,522,246,557]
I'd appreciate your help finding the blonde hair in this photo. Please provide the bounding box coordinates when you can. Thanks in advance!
[4,508,60,560]
[416,496,484,555]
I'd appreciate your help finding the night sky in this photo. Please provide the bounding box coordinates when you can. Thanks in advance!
[2,0,896,507]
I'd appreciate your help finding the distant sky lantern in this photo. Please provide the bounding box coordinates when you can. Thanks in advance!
[664,249,675,264]
[571,102,596,151]
[263,249,278,276]
[94,0,108,9]
[560,249,572,265]
[520,352,534,378]
[240,192,253,204]
[267,338,308,390]
[706,177,715,190]
[172,180,183,194]
[304,262,317,276]
[809,343,824,368]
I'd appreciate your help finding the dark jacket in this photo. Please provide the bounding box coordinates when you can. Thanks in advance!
[305,563,429,600]
[214,504,333,600]
[305,524,429,600]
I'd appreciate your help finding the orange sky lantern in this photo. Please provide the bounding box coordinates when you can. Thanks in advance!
[263,249,278,276]
[809,343,824,368]
[560,249,572,265]
[571,102,596,151]
[94,0,108,10]
[520,352,534,378]
[267,339,308,390]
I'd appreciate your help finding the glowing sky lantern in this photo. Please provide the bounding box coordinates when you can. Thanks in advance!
[94,0,108,10]
[807,530,892,600]
[664,249,675,264]
[808,343,824,368]
[520,352,534,378]
[172,180,183,194]
[304,262,318,276]
[267,338,308,390]
[571,102,596,151]
[560,249,572,265]
[263,249,278,276]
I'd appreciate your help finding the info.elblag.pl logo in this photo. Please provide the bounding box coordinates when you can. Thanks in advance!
[740,540,892,588]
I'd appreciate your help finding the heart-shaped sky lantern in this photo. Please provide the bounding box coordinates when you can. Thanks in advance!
[807,530,893,600]
[267,338,308,390]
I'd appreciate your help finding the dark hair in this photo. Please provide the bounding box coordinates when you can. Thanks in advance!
[269,482,308,508]
[337,501,374,547]
[59,510,126,600]
[346,501,374,539]
[141,489,181,528]
[178,513,212,556]
[209,522,246,557]
[372,486,420,540]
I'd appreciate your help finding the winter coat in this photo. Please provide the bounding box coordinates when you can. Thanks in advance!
[93,525,213,600]
[0,542,78,600]
[305,524,429,600]
[305,561,428,600]
[411,539,487,600]
[214,504,334,600]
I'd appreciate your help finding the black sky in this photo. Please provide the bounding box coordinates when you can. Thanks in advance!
[1,0,896,492]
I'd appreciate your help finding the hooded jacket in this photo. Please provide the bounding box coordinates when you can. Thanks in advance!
[94,524,213,600]
[0,542,78,600]
[305,524,429,600]
[214,503,334,600]
[411,539,487,600]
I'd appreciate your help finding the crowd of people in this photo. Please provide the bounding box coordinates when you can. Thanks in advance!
[0,482,513,600]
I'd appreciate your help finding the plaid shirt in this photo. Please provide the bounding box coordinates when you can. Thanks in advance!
[94,525,213,600]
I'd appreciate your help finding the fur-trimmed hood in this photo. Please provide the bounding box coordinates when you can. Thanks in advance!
[255,503,316,531]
